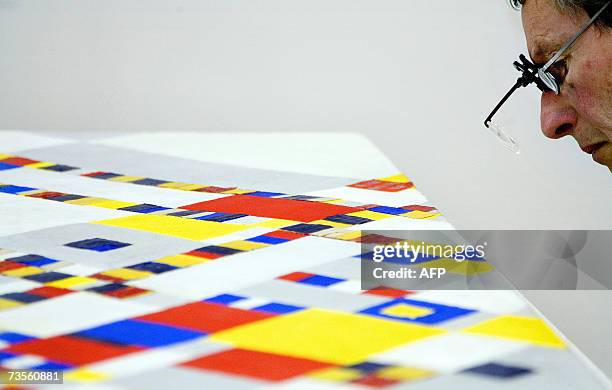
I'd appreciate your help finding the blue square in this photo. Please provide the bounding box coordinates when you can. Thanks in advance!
[32,362,73,370]
[244,191,286,198]
[167,210,202,217]
[298,274,345,287]
[127,262,177,274]
[91,172,121,179]
[0,352,17,362]
[118,204,169,213]
[65,238,131,252]
[368,206,409,215]
[348,362,390,372]
[253,303,303,314]
[359,298,475,325]
[246,235,287,245]
[282,223,332,234]
[24,271,71,283]
[87,283,125,293]
[204,294,246,305]
[1,292,47,303]
[0,162,18,171]
[196,213,247,222]
[7,254,58,267]
[281,195,318,201]
[463,362,532,379]
[41,164,78,172]
[0,185,36,194]
[132,178,168,186]
[194,246,242,255]
[48,194,86,202]
[324,214,372,225]
[75,319,205,347]
[0,332,35,344]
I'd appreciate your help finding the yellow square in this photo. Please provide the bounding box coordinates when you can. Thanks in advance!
[65,197,109,206]
[0,154,13,160]
[2,266,43,277]
[212,308,445,365]
[420,259,493,275]
[108,175,145,183]
[378,366,433,381]
[47,276,99,289]
[158,182,200,190]
[100,268,153,280]
[221,240,269,251]
[89,199,138,209]
[464,315,565,348]
[347,210,393,221]
[381,303,434,319]
[156,254,207,267]
[25,161,55,169]
[65,369,108,382]
[308,367,362,382]
[94,214,249,241]
[224,188,254,194]
[0,298,22,310]
[403,210,442,220]
[329,231,362,241]
[378,174,411,183]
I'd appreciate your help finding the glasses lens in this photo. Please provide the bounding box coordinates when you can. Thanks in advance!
[485,120,521,154]
[538,69,559,94]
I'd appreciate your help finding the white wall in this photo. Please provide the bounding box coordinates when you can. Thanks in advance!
[1,0,611,376]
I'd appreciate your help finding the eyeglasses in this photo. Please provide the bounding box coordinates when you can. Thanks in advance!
[483,0,611,153]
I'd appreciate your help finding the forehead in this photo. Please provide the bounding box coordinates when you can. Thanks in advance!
[520,0,586,62]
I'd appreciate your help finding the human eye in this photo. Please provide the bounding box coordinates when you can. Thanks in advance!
[548,59,568,84]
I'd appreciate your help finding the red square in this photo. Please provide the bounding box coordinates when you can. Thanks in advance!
[184,250,225,260]
[180,195,360,223]
[0,157,39,166]
[403,205,436,212]
[362,287,413,298]
[136,301,275,333]
[356,234,400,245]
[349,180,414,192]
[0,261,25,272]
[6,336,142,366]
[27,286,73,298]
[353,374,399,388]
[27,192,66,199]
[81,171,107,177]
[91,273,125,283]
[264,230,306,240]
[181,348,333,382]
[104,286,149,299]
[278,272,314,282]
[197,186,236,193]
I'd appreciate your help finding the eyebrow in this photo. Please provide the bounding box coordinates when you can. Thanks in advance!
[529,40,558,66]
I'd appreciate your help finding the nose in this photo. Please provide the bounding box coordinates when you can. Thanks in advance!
[540,92,577,139]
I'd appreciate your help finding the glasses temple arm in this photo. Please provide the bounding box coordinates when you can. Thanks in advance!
[542,0,611,71]
[484,78,523,128]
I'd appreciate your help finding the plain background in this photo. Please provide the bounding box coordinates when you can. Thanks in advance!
[1,0,611,378]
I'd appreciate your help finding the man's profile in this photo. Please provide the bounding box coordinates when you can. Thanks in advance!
[511,0,612,172]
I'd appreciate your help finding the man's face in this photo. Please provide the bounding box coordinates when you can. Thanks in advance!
[521,0,612,171]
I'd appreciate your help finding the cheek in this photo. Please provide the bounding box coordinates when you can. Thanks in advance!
[567,58,612,132]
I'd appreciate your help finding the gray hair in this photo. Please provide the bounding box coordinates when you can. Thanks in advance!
[509,0,611,27]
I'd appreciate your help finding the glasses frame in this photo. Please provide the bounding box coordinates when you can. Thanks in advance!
[484,0,611,128]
